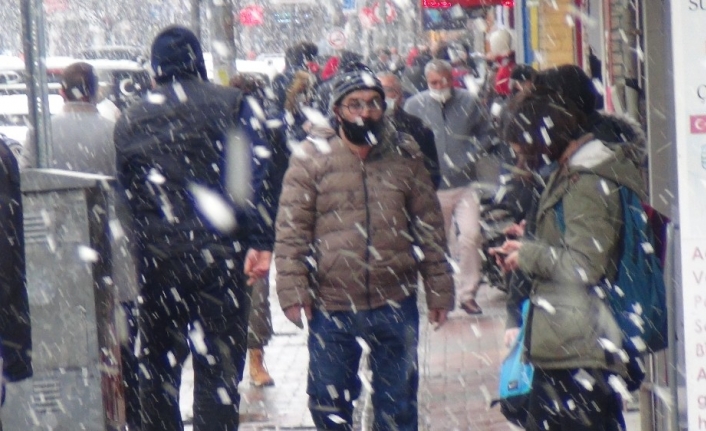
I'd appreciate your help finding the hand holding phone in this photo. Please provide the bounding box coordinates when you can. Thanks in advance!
[489,247,508,256]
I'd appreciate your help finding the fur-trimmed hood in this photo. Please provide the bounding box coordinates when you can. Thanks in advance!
[588,111,647,168]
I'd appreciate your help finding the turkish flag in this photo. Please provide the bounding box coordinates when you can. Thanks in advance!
[691,115,706,134]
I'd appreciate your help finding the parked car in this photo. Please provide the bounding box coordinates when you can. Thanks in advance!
[78,46,147,65]
[0,70,22,85]
[0,56,76,89]
[0,93,64,162]
[256,53,286,73]
[87,59,151,111]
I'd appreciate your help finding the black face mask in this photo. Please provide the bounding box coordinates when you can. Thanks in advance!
[339,117,384,146]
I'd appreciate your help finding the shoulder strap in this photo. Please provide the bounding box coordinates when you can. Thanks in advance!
[555,199,566,234]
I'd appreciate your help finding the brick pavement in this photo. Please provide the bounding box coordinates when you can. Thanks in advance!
[183,285,640,430]
[232,285,513,430]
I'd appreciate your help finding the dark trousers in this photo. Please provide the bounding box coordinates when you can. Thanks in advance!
[307,295,419,431]
[122,301,190,431]
[120,301,142,431]
[247,277,273,349]
[137,253,250,431]
[526,368,625,431]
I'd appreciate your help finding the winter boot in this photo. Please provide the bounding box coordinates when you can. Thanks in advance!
[249,348,275,387]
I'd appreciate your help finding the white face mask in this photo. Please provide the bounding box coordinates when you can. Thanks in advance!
[385,98,396,114]
[429,87,452,103]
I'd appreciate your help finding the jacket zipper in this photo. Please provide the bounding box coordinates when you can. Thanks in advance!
[362,161,372,310]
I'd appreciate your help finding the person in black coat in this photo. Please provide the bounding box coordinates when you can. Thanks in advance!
[271,42,318,112]
[0,134,32,389]
[114,25,273,431]
[270,43,319,143]
[378,72,440,189]
[401,50,431,94]
[229,72,291,387]
[311,50,364,116]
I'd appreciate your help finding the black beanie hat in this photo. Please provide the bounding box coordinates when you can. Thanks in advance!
[151,25,208,84]
[533,65,597,116]
[330,62,385,109]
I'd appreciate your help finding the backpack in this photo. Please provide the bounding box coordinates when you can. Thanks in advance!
[555,186,668,390]
[491,299,533,427]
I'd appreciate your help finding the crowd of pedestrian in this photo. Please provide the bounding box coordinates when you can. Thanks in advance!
[0,21,653,431]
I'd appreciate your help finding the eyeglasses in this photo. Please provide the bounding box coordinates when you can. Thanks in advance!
[340,98,384,115]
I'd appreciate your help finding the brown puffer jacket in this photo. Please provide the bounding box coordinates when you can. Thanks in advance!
[274,122,454,312]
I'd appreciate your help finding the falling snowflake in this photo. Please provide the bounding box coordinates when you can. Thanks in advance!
[217,388,232,404]
[188,322,208,355]
[147,168,166,185]
[146,92,166,105]
[77,245,99,262]
[301,106,330,128]
[172,82,188,103]
[573,369,596,391]
[535,297,556,315]
[188,183,238,233]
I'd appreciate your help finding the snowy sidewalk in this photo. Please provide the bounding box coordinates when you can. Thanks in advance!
[181,286,640,430]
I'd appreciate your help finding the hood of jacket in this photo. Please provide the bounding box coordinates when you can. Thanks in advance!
[588,111,647,168]
[536,139,646,218]
[151,25,208,84]
[569,139,646,200]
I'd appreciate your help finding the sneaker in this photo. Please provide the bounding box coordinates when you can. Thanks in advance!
[460,299,483,315]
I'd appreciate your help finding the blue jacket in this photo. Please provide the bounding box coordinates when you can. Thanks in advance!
[114,78,274,259]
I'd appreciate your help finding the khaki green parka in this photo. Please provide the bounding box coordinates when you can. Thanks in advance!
[518,140,646,374]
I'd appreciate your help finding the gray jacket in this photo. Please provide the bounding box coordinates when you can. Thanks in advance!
[403,89,491,189]
[25,102,116,173]
[23,103,138,302]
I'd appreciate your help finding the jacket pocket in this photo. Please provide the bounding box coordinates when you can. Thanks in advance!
[528,293,617,364]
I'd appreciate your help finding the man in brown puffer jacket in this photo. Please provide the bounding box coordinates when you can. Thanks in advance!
[274,63,454,431]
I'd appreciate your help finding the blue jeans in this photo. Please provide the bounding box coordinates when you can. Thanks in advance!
[307,295,419,431]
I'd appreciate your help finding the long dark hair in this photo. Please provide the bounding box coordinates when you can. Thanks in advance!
[501,89,588,168]
[533,65,599,116]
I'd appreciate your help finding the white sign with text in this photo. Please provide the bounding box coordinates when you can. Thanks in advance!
[671,1,706,429]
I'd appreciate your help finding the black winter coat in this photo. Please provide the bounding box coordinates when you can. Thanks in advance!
[391,108,441,189]
[114,78,272,260]
[0,136,32,382]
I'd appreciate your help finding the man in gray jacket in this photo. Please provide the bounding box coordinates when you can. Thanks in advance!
[404,59,491,314]
[24,62,116,173]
